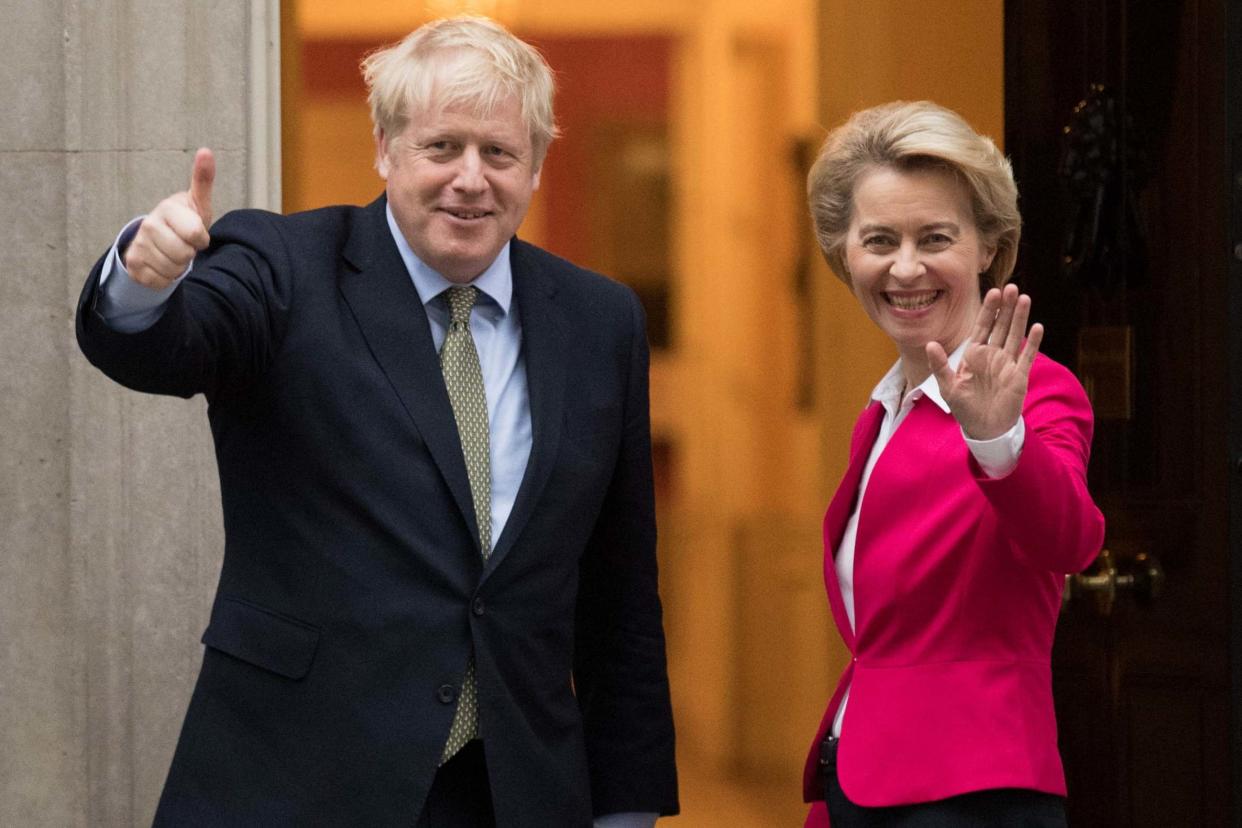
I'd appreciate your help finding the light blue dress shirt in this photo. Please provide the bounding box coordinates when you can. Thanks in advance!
[383,204,531,549]
[96,210,657,828]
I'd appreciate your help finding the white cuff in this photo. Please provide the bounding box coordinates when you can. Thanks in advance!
[964,416,1025,478]
[97,216,192,333]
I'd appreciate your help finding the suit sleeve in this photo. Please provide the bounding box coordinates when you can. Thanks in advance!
[973,356,1105,573]
[76,210,293,401]
[573,290,679,818]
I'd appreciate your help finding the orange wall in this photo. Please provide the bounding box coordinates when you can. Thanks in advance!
[285,38,384,213]
[817,0,1004,142]
[534,36,672,267]
[813,0,1005,491]
[282,33,673,262]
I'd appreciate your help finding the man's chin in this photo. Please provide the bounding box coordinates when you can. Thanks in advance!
[429,250,497,284]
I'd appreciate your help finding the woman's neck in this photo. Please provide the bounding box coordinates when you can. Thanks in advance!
[898,347,933,392]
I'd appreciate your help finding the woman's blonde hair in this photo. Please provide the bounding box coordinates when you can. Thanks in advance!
[362,16,559,165]
[807,101,1020,291]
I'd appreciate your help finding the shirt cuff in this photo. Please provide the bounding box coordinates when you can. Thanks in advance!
[964,416,1025,478]
[594,813,659,828]
[96,216,192,333]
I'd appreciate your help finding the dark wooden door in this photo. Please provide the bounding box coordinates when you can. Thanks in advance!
[1005,1,1234,824]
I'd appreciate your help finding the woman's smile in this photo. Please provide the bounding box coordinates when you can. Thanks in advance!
[883,289,944,312]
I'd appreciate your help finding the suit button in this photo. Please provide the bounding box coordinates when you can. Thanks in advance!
[437,684,457,704]
[472,597,486,616]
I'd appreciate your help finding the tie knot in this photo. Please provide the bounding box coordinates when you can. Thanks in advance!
[445,286,479,327]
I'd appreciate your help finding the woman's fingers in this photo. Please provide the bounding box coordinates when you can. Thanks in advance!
[976,283,1038,361]
[926,340,956,395]
[988,284,1019,347]
[970,287,1002,344]
[1004,293,1032,356]
[1019,322,1044,375]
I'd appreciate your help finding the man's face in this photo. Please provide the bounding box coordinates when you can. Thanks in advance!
[377,96,541,284]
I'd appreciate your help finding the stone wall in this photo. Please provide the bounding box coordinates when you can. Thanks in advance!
[0,2,274,823]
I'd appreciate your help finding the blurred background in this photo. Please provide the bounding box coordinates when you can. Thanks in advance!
[22,0,1237,825]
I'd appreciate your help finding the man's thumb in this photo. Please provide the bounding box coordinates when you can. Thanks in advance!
[188,147,215,225]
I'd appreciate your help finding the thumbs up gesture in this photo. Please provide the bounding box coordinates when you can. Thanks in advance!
[123,148,215,289]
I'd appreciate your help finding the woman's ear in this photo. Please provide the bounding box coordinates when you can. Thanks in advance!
[979,242,997,274]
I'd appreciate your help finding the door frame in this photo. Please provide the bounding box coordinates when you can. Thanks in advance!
[249,0,282,211]
[1228,0,1242,814]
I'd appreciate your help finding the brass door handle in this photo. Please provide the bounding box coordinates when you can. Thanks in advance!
[1062,548,1165,616]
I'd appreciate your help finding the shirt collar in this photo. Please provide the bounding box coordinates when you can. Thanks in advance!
[869,339,970,415]
[385,202,513,314]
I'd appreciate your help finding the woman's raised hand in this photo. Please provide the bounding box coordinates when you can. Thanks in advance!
[926,284,1044,441]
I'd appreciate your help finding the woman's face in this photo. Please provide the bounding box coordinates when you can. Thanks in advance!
[845,165,996,364]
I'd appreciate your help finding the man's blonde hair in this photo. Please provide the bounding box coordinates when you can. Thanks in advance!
[362,16,559,165]
[807,101,1021,291]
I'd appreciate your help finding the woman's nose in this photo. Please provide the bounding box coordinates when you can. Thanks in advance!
[889,244,925,280]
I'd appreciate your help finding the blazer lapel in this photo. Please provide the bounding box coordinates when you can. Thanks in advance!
[822,401,884,649]
[337,197,479,544]
[484,240,566,577]
[881,396,960,463]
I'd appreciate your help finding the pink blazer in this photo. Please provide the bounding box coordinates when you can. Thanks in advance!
[803,354,1104,826]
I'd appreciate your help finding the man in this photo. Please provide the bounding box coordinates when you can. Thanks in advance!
[76,17,677,828]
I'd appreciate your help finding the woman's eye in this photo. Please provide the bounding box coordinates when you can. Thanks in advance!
[923,233,953,248]
[863,235,894,249]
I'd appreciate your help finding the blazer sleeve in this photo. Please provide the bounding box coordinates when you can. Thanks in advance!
[973,355,1105,573]
[76,209,294,401]
[572,290,679,818]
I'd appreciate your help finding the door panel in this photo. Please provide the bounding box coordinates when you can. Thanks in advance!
[1004,1,1231,824]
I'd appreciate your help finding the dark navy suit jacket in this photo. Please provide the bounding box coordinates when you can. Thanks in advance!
[76,196,678,827]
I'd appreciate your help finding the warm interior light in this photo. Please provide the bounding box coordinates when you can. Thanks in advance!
[424,0,517,21]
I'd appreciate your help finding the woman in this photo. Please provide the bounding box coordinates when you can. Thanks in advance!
[802,101,1105,826]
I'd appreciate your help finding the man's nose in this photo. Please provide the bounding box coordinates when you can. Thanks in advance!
[452,148,487,193]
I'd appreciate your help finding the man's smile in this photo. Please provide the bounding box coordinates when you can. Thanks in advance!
[439,206,493,221]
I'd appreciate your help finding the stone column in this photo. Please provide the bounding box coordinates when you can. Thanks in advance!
[1,2,278,824]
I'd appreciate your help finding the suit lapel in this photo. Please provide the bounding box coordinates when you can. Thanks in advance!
[484,240,565,578]
[337,197,480,544]
[822,401,884,650]
[881,397,960,462]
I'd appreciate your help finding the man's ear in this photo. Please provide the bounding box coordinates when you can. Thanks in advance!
[374,130,391,180]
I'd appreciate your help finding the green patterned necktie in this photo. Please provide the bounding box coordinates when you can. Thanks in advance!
[438,285,492,763]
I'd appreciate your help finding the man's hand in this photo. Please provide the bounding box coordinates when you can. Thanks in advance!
[122,148,215,289]
[927,283,1044,441]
